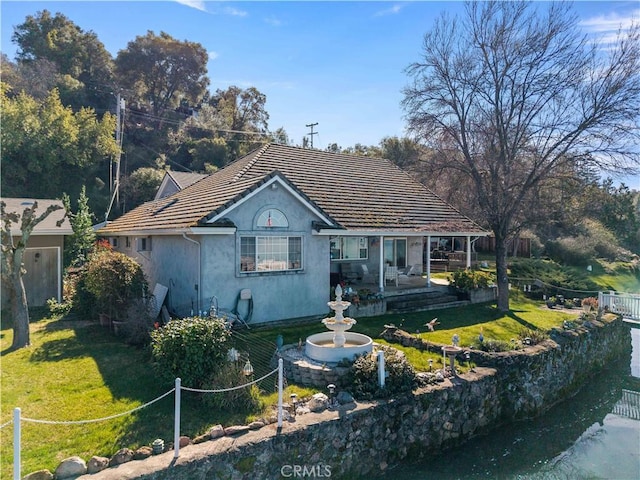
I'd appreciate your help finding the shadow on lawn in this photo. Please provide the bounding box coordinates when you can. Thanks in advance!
[505,309,542,331]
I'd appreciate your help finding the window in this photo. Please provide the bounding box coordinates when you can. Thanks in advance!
[240,236,302,272]
[330,237,368,261]
[125,237,131,249]
[256,209,288,228]
[137,236,152,252]
[110,237,118,248]
[383,237,407,268]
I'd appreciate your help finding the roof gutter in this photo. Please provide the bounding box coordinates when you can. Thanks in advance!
[313,229,490,237]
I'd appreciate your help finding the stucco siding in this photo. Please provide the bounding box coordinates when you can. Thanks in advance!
[200,184,330,324]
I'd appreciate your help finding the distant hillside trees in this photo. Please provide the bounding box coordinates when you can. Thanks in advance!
[0,86,119,207]
[12,10,116,112]
[115,30,209,123]
[4,9,288,215]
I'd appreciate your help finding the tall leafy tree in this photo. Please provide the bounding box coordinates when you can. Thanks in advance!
[1,201,65,349]
[1,86,119,215]
[11,10,115,112]
[115,30,209,122]
[210,86,270,158]
[403,1,640,311]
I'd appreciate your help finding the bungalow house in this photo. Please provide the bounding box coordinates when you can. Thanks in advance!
[99,144,488,324]
[1,198,72,307]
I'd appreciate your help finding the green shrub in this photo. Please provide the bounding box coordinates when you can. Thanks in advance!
[449,269,494,291]
[546,236,594,265]
[82,248,148,320]
[68,272,97,319]
[475,339,512,352]
[46,297,71,316]
[150,317,231,388]
[202,361,263,412]
[346,346,417,400]
[518,328,549,346]
[581,296,598,311]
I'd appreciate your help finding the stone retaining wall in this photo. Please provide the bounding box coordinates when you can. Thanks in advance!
[79,315,630,480]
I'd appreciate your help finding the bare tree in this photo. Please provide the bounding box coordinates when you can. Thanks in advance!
[1,201,64,349]
[403,1,640,311]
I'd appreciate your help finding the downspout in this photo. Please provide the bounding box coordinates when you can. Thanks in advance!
[378,235,384,292]
[182,233,201,313]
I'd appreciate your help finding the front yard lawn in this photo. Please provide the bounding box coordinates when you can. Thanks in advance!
[1,293,578,477]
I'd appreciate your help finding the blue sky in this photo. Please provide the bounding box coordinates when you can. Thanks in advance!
[1,1,638,187]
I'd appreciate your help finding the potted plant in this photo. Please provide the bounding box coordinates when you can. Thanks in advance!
[546,296,557,309]
[581,296,598,312]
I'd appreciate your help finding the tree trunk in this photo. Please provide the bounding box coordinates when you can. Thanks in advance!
[494,233,510,312]
[9,273,30,349]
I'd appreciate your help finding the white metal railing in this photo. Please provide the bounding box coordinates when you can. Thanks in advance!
[612,389,640,421]
[598,291,640,321]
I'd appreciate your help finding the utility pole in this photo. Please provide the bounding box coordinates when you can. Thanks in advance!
[305,122,318,149]
[105,93,125,222]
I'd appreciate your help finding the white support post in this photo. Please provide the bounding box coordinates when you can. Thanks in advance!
[277,359,284,428]
[466,235,472,268]
[378,351,385,388]
[426,235,431,287]
[174,378,181,459]
[13,408,20,480]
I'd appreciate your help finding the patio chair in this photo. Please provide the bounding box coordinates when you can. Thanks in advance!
[385,266,399,287]
[398,267,411,285]
[409,264,423,276]
[361,264,377,284]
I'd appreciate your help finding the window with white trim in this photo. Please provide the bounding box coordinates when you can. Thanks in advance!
[240,236,302,272]
[330,236,368,260]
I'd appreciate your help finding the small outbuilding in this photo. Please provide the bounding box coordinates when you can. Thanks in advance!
[1,198,72,307]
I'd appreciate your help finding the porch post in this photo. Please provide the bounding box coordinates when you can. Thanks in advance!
[426,235,431,287]
[378,235,385,292]
[466,235,472,269]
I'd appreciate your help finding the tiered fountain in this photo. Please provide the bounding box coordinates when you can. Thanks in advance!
[304,284,373,363]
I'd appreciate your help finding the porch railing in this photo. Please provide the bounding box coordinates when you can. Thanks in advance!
[598,291,640,322]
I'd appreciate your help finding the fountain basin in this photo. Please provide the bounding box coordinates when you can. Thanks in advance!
[305,332,373,363]
[442,345,463,357]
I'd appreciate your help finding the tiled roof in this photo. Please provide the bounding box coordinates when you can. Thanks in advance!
[168,171,208,189]
[100,144,486,235]
[1,198,72,234]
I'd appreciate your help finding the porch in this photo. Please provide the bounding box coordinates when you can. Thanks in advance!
[329,233,482,296]
[338,275,468,317]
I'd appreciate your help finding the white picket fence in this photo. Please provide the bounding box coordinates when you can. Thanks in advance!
[598,291,640,323]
